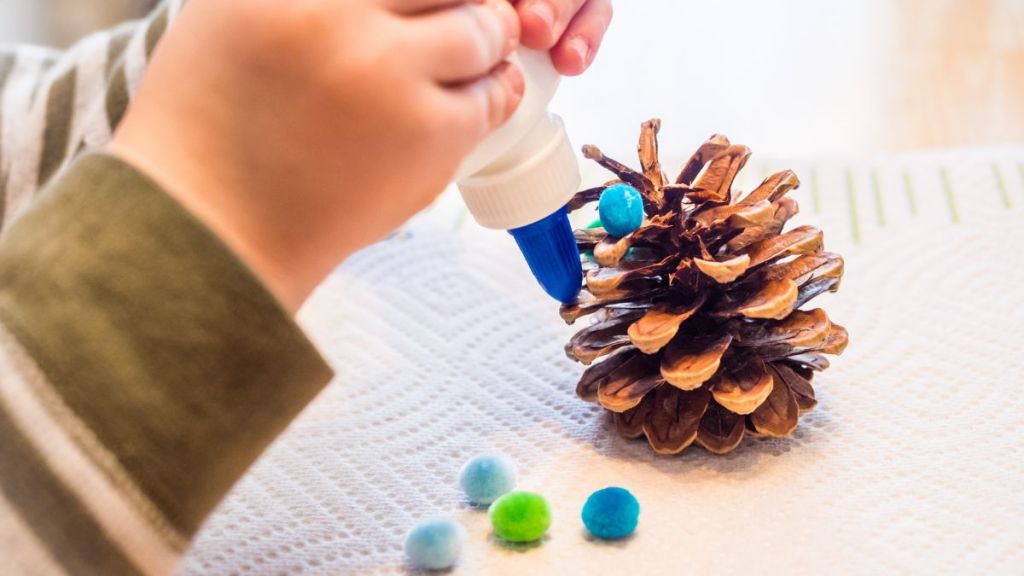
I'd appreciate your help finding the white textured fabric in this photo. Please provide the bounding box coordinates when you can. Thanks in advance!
[182,147,1024,575]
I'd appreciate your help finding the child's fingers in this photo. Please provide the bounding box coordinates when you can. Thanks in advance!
[549,0,611,76]
[411,0,520,83]
[385,0,474,16]
[443,60,525,141]
[516,0,588,50]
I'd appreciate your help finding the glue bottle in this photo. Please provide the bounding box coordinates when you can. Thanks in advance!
[454,49,583,304]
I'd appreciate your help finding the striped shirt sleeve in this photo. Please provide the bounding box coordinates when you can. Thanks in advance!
[0,4,336,574]
[0,0,180,232]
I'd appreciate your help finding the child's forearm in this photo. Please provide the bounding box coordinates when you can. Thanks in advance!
[0,152,333,575]
[0,1,612,573]
[0,0,179,233]
[0,6,339,573]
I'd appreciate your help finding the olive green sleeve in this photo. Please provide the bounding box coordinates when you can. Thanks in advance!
[0,152,333,574]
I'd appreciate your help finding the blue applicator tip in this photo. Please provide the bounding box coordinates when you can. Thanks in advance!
[508,206,583,304]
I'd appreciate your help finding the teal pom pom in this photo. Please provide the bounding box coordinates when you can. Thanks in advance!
[582,487,639,540]
[598,184,644,237]
[404,518,465,570]
[459,454,516,505]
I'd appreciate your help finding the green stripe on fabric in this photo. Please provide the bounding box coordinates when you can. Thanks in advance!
[0,52,16,220]
[940,167,960,223]
[105,29,134,79]
[0,154,332,536]
[28,52,61,103]
[902,170,918,216]
[871,170,886,227]
[0,401,142,575]
[1018,163,1024,203]
[844,169,861,244]
[36,68,78,189]
[809,166,822,214]
[0,52,15,88]
[992,164,1012,209]
[145,8,171,58]
[0,171,8,228]
[105,67,130,131]
[0,52,16,171]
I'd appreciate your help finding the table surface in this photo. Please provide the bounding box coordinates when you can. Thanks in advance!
[182,144,1024,575]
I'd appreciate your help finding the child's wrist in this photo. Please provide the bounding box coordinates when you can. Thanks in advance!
[107,132,318,314]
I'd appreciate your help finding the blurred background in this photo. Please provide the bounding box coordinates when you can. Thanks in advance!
[0,0,155,46]
[1,0,1021,159]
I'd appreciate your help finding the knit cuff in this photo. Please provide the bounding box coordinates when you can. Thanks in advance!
[0,153,334,537]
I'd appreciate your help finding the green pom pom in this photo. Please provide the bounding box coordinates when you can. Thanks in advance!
[488,491,551,543]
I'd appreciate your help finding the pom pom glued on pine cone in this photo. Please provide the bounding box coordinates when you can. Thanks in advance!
[561,119,848,456]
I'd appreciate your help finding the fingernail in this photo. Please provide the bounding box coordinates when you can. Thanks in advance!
[569,37,590,67]
[529,1,555,30]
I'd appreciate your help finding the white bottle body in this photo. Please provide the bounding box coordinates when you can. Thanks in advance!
[454,50,580,230]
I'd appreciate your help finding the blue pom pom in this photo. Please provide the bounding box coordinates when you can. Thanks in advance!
[404,518,465,570]
[598,184,644,237]
[459,454,516,505]
[581,487,640,540]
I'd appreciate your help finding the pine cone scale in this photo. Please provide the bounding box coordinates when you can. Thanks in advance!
[686,145,751,204]
[742,225,824,268]
[737,278,800,320]
[660,333,732,391]
[727,197,800,251]
[740,170,801,205]
[711,359,774,415]
[749,376,800,437]
[626,296,705,354]
[693,254,751,284]
[599,369,663,413]
[771,363,817,413]
[697,402,747,454]
[642,386,710,455]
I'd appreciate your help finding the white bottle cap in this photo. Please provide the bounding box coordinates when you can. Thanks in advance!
[456,113,580,230]
[454,49,580,230]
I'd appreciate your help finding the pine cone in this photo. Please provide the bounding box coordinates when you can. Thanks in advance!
[562,120,848,455]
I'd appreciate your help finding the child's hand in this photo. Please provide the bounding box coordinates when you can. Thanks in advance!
[110,0,523,311]
[515,0,613,75]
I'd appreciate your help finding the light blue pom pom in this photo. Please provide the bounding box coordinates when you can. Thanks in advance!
[582,487,640,540]
[459,454,516,506]
[404,518,465,570]
[598,184,644,237]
